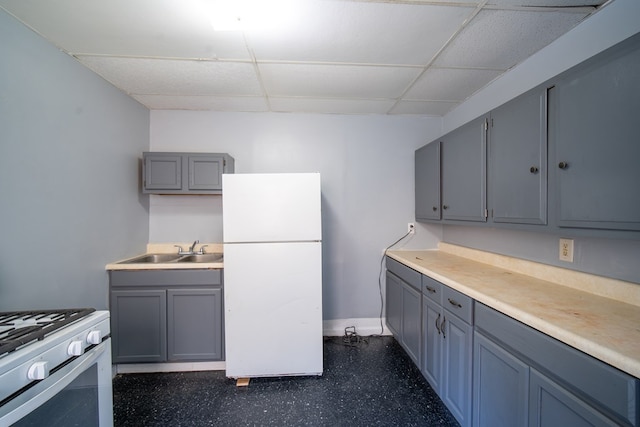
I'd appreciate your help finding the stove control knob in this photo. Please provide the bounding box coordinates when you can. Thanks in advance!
[68,340,85,356]
[27,361,50,380]
[86,330,102,345]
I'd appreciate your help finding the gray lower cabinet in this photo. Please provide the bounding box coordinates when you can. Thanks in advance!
[473,331,529,427]
[441,115,488,223]
[110,269,224,363]
[143,152,234,195]
[415,141,441,221]
[167,288,223,361]
[529,368,619,427]
[111,289,167,363]
[421,274,474,427]
[385,257,421,366]
[489,88,547,225]
[474,303,639,427]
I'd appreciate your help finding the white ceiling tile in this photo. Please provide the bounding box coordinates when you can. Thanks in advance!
[77,57,263,96]
[0,0,252,59]
[486,0,603,6]
[434,9,589,69]
[259,63,421,99]
[247,1,474,65]
[404,68,503,101]
[269,98,395,114]
[390,101,460,116]
[132,95,269,112]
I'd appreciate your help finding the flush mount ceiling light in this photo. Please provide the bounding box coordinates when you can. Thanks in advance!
[209,0,297,31]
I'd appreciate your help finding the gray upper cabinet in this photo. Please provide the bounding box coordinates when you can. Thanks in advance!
[441,115,488,222]
[551,36,640,231]
[143,152,234,195]
[415,141,441,221]
[489,89,547,225]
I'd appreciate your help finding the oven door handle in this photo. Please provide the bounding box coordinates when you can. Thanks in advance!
[0,342,108,426]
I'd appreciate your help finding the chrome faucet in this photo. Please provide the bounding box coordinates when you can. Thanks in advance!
[174,240,207,255]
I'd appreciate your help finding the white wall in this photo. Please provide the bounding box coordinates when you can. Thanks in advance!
[0,10,150,310]
[439,0,640,285]
[149,111,442,322]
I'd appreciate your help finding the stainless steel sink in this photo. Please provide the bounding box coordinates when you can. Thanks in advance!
[119,254,181,264]
[176,253,223,263]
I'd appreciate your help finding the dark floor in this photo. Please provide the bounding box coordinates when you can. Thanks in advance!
[113,336,459,427]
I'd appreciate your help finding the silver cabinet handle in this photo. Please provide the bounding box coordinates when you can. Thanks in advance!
[441,316,446,339]
[558,161,569,169]
[448,298,462,308]
[435,313,441,335]
[426,286,436,294]
[530,166,539,174]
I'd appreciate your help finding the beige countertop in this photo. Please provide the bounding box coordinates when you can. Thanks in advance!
[106,243,224,270]
[387,243,640,378]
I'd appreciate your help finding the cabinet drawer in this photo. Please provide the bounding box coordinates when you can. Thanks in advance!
[110,269,222,287]
[422,275,443,304]
[476,303,639,427]
[386,257,421,291]
[443,286,473,324]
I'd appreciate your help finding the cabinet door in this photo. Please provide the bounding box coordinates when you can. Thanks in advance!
[385,271,403,337]
[552,38,640,231]
[473,332,529,427]
[188,155,224,191]
[401,282,421,365]
[144,153,182,191]
[415,141,441,221]
[111,290,167,363]
[422,297,442,392]
[529,369,618,427]
[167,288,223,361]
[442,312,473,427]
[490,89,547,225]
[441,116,488,222]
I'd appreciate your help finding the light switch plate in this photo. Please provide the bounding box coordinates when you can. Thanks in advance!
[559,238,574,262]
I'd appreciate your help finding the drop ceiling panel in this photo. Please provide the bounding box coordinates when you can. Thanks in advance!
[259,63,422,99]
[133,95,269,112]
[0,0,252,59]
[269,97,396,115]
[247,1,475,65]
[434,9,590,69]
[0,0,606,115]
[404,68,503,101]
[77,57,262,96]
[486,0,604,6]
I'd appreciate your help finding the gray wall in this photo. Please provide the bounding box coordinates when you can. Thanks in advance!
[440,0,640,285]
[149,111,443,322]
[0,10,150,311]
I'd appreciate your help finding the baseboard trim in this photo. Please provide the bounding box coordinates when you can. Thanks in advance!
[115,361,226,374]
[323,317,392,337]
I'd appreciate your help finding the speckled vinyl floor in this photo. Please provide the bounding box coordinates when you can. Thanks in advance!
[112,336,459,426]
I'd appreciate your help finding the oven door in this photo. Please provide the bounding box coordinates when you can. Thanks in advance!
[0,339,113,427]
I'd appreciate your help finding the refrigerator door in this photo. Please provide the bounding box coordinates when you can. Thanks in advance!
[224,241,323,378]
[222,173,321,243]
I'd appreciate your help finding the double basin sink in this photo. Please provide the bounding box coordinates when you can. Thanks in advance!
[119,253,223,264]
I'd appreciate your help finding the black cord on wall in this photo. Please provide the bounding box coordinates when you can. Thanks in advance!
[377,230,412,335]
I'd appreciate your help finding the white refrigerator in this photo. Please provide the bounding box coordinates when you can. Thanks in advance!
[222,173,323,378]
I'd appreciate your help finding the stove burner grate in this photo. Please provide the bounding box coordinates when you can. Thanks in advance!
[0,308,95,356]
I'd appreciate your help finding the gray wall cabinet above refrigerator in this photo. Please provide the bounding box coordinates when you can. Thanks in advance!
[143,152,234,195]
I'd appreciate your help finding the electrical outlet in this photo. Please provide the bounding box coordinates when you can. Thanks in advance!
[408,223,415,234]
[559,238,574,262]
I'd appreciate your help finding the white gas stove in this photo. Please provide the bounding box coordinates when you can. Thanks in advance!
[0,309,113,426]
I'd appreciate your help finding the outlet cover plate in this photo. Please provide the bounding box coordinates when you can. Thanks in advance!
[559,238,574,262]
